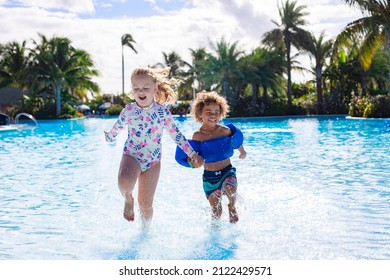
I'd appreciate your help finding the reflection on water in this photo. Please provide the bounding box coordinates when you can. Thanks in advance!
[0,116,389,260]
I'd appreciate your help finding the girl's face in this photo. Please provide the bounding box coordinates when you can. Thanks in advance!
[200,102,221,126]
[131,74,157,108]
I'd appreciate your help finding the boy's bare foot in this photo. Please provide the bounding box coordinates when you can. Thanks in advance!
[123,197,135,222]
[228,204,239,223]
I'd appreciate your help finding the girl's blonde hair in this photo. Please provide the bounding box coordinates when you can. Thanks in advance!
[191,91,229,123]
[130,67,178,105]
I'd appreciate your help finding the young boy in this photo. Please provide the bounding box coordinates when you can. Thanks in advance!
[176,91,246,223]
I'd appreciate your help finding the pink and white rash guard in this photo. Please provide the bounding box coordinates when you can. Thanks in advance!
[106,101,196,171]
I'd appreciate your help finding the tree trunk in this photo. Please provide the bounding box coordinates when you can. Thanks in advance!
[122,47,125,95]
[262,85,268,106]
[361,76,367,97]
[387,33,390,95]
[252,82,259,104]
[54,83,62,118]
[235,84,240,99]
[316,64,323,114]
[339,68,347,107]
[222,78,230,99]
[285,41,293,107]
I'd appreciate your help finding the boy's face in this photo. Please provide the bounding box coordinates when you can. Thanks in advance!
[200,102,221,126]
[131,75,157,108]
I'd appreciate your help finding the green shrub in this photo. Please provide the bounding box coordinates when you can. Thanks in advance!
[296,99,316,115]
[349,95,390,118]
[61,103,76,118]
[363,103,374,118]
[349,96,369,117]
[105,104,123,116]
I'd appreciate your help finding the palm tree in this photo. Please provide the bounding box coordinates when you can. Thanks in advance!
[325,43,366,109]
[189,47,207,90]
[158,51,185,78]
[198,38,244,101]
[303,31,334,112]
[180,48,207,100]
[31,34,99,118]
[240,47,284,107]
[121,34,137,94]
[262,0,310,107]
[65,49,100,99]
[369,47,390,92]
[0,40,33,111]
[0,40,31,91]
[338,0,390,94]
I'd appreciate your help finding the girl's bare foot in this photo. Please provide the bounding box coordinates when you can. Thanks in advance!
[123,197,135,222]
[228,204,239,223]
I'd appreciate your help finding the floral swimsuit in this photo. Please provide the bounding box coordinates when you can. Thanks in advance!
[106,101,196,172]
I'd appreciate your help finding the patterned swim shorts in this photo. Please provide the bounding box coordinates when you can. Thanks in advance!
[202,164,237,199]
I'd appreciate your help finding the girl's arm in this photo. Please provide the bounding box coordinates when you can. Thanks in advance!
[104,107,128,142]
[163,108,197,158]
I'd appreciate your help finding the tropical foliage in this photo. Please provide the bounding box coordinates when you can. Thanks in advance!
[1,0,390,119]
[0,40,31,92]
[31,34,100,118]
[121,34,137,95]
[0,34,99,118]
[262,0,311,108]
[336,0,390,94]
[302,31,334,113]
[349,94,390,117]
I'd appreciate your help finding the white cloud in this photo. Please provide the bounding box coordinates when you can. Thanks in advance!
[212,0,274,42]
[0,0,361,93]
[7,0,95,14]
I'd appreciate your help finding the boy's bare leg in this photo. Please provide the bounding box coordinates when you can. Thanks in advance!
[224,177,239,223]
[228,203,238,223]
[208,189,222,220]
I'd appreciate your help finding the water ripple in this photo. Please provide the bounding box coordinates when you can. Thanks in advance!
[1,116,389,259]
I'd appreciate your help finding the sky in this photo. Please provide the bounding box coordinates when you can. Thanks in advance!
[0,0,362,94]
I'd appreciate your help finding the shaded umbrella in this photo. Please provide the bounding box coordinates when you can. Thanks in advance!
[76,104,91,111]
[99,102,112,109]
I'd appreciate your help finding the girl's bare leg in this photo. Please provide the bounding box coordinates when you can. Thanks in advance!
[208,190,222,220]
[223,176,239,223]
[137,161,161,222]
[118,155,141,221]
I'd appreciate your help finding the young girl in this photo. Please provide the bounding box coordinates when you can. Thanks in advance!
[176,91,246,223]
[105,67,202,223]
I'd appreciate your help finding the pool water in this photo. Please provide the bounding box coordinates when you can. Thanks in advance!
[0,116,389,260]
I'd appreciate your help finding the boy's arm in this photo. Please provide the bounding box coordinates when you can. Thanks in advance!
[238,145,247,159]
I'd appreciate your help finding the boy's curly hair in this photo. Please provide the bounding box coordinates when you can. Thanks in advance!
[191,91,229,123]
[130,67,178,105]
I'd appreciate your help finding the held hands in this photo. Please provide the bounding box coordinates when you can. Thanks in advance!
[188,154,204,168]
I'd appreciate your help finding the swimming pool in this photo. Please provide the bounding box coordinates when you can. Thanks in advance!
[0,115,389,260]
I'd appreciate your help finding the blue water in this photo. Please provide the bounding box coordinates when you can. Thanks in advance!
[0,115,389,260]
